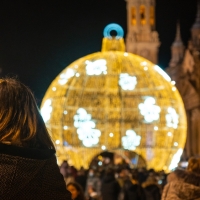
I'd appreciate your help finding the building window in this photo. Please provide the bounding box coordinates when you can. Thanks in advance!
[150,6,155,26]
[131,7,136,25]
[140,5,146,25]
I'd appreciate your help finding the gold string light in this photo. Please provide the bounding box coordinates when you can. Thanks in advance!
[41,24,187,172]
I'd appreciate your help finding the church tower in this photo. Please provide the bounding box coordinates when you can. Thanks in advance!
[166,1,200,159]
[125,0,160,64]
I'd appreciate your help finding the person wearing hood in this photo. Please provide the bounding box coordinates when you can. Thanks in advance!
[123,171,146,200]
[0,78,71,199]
[142,172,161,200]
[162,157,200,200]
[101,168,121,200]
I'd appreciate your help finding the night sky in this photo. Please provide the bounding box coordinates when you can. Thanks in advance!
[0,0,197,105]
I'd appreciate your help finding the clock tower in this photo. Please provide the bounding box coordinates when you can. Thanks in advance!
[125,0,160,64]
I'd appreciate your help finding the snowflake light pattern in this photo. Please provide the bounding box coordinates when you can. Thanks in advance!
[85,59,107,75]
[119,73,137,90]
[139,97,161,123]
[122,130,141,150]
[74,108,101,147]
[166,107,179,129]
[41,99,52,122]
[58,68,75,85]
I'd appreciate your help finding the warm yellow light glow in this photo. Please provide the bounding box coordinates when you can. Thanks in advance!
[131,7,137,25]
[55,140,60,145]
[140,5,146,25]
[109,133,114,137]
[168,132,172,137]
[41,28,187,172]
[172,86,176,91]
[171,80,176,85]
[150,6,155,26]
[52,87,56,91]
[154,126,158,131]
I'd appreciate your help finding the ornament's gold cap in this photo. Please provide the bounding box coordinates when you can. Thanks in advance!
[101,23,125,52]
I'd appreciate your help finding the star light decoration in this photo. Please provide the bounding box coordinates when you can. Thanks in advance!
[40,99,52,123]
[138,97,161,123]
[58,68,75,85]
[166,107,179,129]
[119,73,137,90]
[122,130,141,150]
[74,108,101,147]
[85,59,107,75]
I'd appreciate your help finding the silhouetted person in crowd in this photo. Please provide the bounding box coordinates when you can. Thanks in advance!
[101,168,121,200]
[138,167,148,184]
[75,167,87,192]
[85,168,101,199]
[116,167,132,200]
[162,157,200,199]
[142,173,161,200]
[60,160,69,177]
[67,182,86,200]
[0,78,71,199]
[123,171,146,200]
[116,167,130,188]
[87,186,100,200]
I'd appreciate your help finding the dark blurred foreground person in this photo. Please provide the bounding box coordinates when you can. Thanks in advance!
[0,78,71,199]
[162,157,200,200]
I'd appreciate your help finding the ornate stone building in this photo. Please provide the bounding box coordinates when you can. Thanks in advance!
[126,0,200,159]
[166,3,200,159]
[125,0,160,64]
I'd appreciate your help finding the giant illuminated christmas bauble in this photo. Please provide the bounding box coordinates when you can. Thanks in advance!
[41,24,187,172]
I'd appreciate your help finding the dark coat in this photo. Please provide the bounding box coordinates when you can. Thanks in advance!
[143,184,161,200]
[101,175,121,200]
[123,179,146,200]
[0,143,71,200]
[142,178,161,200]
[75,175,87,191]
[162,169,200,200]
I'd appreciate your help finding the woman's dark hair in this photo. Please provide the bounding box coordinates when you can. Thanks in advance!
[0,78,55,149]
[67,182,85,200]
[187,157,200,174]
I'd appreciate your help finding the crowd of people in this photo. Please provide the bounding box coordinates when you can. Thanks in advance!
[60,158,200,200]
[60,160,165,200]
[0,78,200,200]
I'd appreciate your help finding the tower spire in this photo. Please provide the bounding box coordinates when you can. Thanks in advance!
[192,0,200,29]
[190,0,200,50]
[169,22,185,67]
[172,22,183,47]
